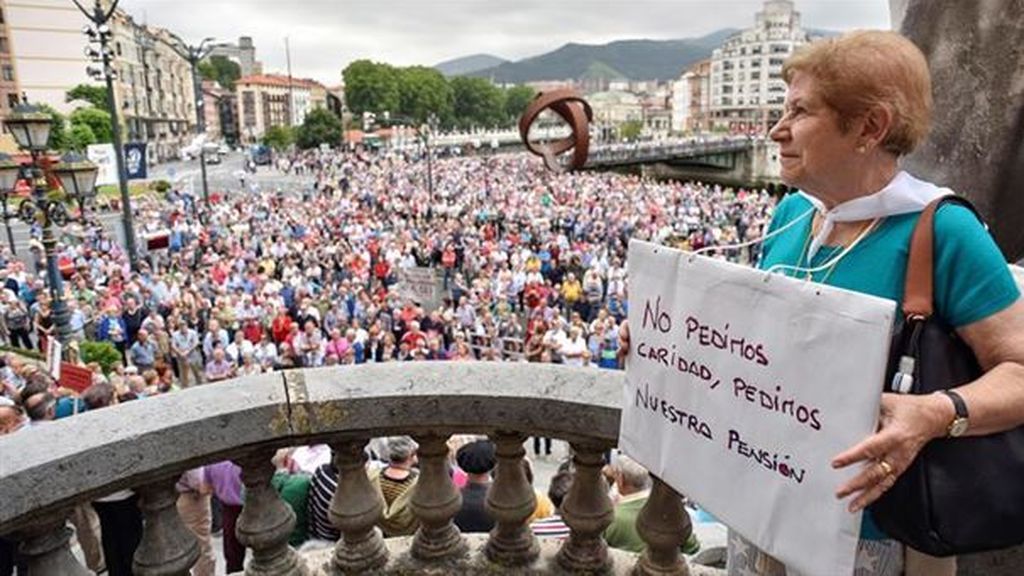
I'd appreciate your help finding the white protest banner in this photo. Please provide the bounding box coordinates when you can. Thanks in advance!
[621,239,896,576]
[86,144,117,186]
[397,267,443,311]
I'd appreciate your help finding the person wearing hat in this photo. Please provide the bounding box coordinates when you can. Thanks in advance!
[453,439,497,533]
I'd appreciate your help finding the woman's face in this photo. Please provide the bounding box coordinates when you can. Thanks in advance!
[770,71,861,203]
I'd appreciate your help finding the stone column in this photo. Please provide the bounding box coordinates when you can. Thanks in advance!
[633,477,691,576]
[409,434,467,561]
[235,452,306,575]
[484,432,539,567]
[132,479,200,576]
[556,443,614,574]
[16,512,91,576]
[327,438,388,574]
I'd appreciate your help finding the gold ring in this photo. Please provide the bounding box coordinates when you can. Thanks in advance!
[878,459,893,477]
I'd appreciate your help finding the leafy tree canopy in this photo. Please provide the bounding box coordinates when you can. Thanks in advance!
[295,108,343,150]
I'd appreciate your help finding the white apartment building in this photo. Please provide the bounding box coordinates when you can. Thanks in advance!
[236,74,324,142]
[709,0,808,133]
[671,59,711,133]
[109,11,196,162]
[4,0,94,114]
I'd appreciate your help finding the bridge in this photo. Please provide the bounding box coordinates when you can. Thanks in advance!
[412,129,784,187]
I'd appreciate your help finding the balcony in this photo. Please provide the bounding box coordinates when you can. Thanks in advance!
[0,363,720,575]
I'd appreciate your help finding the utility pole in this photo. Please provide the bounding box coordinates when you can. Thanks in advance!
[76,0,141,271]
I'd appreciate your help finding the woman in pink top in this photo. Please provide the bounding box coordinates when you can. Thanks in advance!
[324,328,350,360]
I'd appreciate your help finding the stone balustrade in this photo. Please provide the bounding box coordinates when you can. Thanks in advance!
[0,363,722,575]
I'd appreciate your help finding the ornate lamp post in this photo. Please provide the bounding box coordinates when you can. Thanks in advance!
[6,104,98,353]
[0,154,22,254]
[160,33,222,212]
[75,0,140,271]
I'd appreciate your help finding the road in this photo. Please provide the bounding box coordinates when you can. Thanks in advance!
[4,152,315,267]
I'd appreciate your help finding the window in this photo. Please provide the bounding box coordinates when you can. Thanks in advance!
[116,42,122,56]
[1,65,13,82]
[0,37,8,54]
[7,93,17,108]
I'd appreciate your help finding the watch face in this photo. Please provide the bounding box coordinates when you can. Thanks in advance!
[949,417,969,437]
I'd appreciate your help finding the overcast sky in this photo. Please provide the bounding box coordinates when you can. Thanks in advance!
[117,0,891,84]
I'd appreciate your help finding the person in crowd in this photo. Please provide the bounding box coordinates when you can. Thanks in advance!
[205,461,245,573]
[530,463,576,540]
[176,467,215,576]
[602,455,700,555]
[453,438,497,533]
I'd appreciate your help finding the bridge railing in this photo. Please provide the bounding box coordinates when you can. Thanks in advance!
[0,363,714,575]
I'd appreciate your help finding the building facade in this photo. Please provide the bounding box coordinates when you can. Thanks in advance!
[207,36,262,77]
[109,11,195,163]
[709,0,808,133]
[671,59,711,133]
[0,1,18,126]
[3,0,93,114]
[236,74,325,142]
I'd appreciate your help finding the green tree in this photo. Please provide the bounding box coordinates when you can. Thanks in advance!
[620,119,643,141]
[504,85,536,123]
[342,59,401,117]
[295,108,343,150]
[198,55,241,90]
[69,107,112,144]
[67,123,97,152]
[65,83,109,110]
[262,125,293,151]
[396,66,454,125]
[450,77,505,130]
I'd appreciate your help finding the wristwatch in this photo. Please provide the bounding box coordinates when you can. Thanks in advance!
[940,390,969,437]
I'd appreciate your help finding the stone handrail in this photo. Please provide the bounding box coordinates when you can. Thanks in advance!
[1,363,620,532]
[0,363,714,575]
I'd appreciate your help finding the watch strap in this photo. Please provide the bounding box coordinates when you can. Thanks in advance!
[940,389,969,419]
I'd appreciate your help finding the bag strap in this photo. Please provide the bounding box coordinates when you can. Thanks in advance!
[902,196,983,319]
[518,88,593,172]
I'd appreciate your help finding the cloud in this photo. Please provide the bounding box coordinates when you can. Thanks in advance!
[118,0,889,83]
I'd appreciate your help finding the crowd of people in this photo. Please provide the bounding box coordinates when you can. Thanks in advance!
[0,148,775,575]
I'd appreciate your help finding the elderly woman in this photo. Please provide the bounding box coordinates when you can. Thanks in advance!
[725,30,1024,576]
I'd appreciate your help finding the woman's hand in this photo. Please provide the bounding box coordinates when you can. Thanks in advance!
[832,392,953,512]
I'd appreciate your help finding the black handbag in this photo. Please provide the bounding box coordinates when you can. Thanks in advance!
[872,196,1024,556]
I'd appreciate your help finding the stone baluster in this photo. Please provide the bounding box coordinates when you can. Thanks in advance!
[484,432,539,567]
[132,479,200,576]
[409,434,466,561]
[327,438,388,574]
[556,443,614,574]
[234,451,307,575]
[633,476,691,576]
[16,512,91,576]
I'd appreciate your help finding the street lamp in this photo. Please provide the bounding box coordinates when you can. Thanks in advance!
[0,154,21,254]
[159,32,224,213]
[74,0,141,272]
[5,104,99,354]
[52,152,99,222]
[419,112,439,200]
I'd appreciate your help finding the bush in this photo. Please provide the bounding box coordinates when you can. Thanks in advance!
[80,340,122,375]
[151,180,171,194]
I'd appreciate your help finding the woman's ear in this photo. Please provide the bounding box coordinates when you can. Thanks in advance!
[858,104,895,152]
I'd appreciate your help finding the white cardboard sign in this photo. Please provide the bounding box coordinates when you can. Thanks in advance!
[620,240,897,576]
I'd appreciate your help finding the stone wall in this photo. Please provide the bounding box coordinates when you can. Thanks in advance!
[895,0,1024,261]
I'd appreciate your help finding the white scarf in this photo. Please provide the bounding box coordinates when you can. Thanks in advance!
[799,171,951,260]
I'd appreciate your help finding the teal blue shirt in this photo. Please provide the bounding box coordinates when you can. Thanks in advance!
[759,192,1020,539]
[761,193,1018,328]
